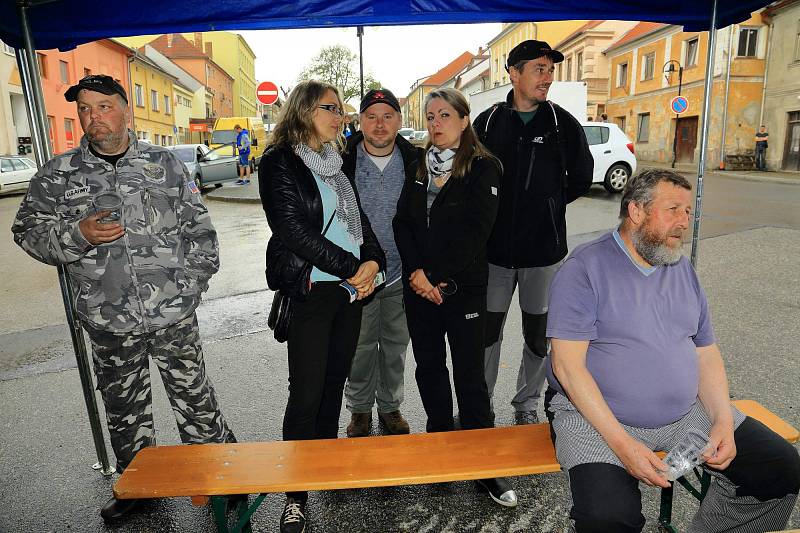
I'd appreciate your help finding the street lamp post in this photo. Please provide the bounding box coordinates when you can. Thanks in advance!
[664,60,684,168]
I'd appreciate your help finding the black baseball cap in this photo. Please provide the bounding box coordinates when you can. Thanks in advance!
[506,40,564,71]
[360,88,401,113]
[65,75,128,104]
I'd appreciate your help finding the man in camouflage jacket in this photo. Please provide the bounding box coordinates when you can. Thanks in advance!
[11,75,235,521]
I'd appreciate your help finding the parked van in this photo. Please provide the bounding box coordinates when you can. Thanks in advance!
[210,117,267,170]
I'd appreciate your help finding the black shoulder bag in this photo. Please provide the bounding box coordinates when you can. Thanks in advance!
[268,209,337,343]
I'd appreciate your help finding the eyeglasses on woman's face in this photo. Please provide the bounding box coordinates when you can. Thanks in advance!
[318,104,344,117]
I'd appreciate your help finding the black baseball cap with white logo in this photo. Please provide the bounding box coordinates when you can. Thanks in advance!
[65,75,128,104]
[505,40,565,71]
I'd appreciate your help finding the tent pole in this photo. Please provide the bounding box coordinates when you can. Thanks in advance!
[15,0,114,476]
[690,0,719,267]
[357,26,365,100]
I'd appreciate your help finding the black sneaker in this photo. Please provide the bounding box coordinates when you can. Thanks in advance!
[280,497,306,533]
[514,410,540,425]
[476,477,518,507]
[100,496,141,521]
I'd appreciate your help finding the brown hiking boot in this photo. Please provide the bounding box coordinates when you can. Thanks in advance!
[346,412,372,437]
[378,410,410,435]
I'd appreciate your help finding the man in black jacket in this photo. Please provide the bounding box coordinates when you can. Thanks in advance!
[341,89,423,438]
[473,40,593,425]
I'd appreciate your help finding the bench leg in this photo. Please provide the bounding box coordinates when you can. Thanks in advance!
[658,469,712,532]
[209,494,267,533]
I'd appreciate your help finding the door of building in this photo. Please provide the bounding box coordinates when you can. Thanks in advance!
[783,111,800,171]
[675,117,697,163]
[675,116,698,164]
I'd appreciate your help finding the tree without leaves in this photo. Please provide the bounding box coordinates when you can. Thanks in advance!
[298,45,380,103]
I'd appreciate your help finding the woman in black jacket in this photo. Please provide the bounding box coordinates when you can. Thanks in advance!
[259,80,385,533]
[393,88,517,507]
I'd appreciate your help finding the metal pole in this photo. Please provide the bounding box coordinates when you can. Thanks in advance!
[690,0,719,267]
[671,66,683,169]
[719,26,734,170]
[357,26,365,100]
[15,0,114,475]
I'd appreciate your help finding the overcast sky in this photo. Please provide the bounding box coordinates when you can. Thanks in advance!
[240,23,501,102]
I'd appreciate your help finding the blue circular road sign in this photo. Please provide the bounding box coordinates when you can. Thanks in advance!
[670,96,689,114]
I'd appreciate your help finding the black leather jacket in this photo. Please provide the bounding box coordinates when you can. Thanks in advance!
[259,143,385,297]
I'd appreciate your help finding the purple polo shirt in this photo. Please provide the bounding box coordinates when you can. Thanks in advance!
[545,231,715,428]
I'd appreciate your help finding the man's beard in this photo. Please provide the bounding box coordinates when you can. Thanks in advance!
[87,129,125,153]
[631,223,684,266]
[364,134,394,150]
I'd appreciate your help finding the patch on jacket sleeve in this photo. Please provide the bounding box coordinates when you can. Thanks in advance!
[142,163,166,183]
[187,180,200,194]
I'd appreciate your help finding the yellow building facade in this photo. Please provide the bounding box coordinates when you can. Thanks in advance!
[487,21,588,86]
[130,54,177,146]
[185,32,257,118]
[604,16,768,168]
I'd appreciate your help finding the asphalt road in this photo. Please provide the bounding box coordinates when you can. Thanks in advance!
[0,173,798,532]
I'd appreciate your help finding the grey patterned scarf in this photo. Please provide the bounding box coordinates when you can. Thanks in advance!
[294,142,363,246]
[426,146,457,188]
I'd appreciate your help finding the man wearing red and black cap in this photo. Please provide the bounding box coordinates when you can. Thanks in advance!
[341,88,422,438]
[13,74,238,522]
[472,40,593,426]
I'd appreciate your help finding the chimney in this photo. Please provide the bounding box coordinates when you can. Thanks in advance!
[194,32,203,51]
[167,34,173,48]
[205,42,213,58]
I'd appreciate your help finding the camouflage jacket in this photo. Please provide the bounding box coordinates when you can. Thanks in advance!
[12,131,219,334]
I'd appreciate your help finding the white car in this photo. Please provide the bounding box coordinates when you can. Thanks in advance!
[0,156,37,195]
[399,128,415,141]
[581,122,637,193]
[166,144,240,189]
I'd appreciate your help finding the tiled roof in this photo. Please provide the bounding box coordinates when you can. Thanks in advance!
[147,33,207,58]
[556,20,605,48]
[604,22,668,53]
[423,51,474,86]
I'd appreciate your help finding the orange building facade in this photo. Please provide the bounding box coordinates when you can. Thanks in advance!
[33,39,132,154]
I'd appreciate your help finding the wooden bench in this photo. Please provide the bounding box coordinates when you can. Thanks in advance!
[114,400,798,533]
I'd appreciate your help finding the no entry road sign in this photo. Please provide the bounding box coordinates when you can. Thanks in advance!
[256,81,279,105]
[670,96,689,115]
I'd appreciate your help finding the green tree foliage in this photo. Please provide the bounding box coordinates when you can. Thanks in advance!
[299,45,380,103]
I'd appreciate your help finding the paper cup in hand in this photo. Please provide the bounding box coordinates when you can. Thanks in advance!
[663,429,710,481]
[93,191,123,224]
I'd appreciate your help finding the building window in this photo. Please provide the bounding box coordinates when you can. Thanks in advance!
[134,84,144,107]
[616,116,626,132]
[37,53,47,79]
[64,118,75,148]
[795,20,800,61]
[685,38,699,67]
[154,134,160,145]
[617,62,628,87]
[151,90,159,112]
[637,113,650,143]
[737,28,758,57]
[556,63,562,81]
[59,60,69,84]
[642,52,655,80]
[167,135,173,146]
[565,57,573,81]
[576,51,584,80]
[47,116,55,149]
[164,94,171,115]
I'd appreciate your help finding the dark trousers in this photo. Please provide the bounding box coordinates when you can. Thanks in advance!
[564,417,800,532]
[755,144,767,170]
[284,282,362,501]
[404,284,493,432]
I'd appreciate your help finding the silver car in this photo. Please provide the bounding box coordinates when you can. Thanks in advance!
[166,144,240,190]
[0,156,37,195]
